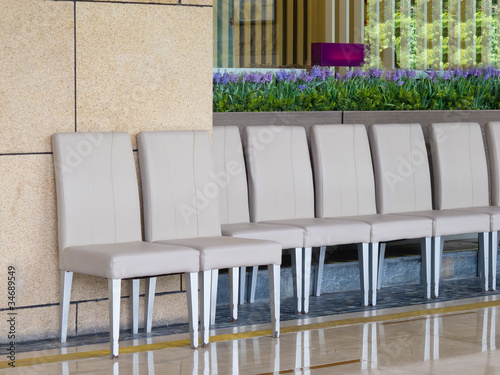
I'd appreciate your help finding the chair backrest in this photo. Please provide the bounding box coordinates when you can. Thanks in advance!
[311,124,377,218]
[52,132,142,265]
[429,122,489,209]
[243,126,315,222]
[211,126,250,225]
[485,122,500,205]
[368,123,433,214]
[138,130,221,242]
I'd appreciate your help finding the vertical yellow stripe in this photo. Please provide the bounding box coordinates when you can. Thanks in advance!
[382,0,394,69]
[286,0,294,65]
[233,0,240,68]
[243,1,252,67]
[415,0,427,70]
[366,0,379,68]
[265,1,273,66]
[481,0,492,65]
[276,0,283,66]
[222,0,229,68]
[297,0,304,66]
[448,0,460,68]
[399,0,411,68]
[307,0,314,65]
[430,0,442,69]
[255,0,263,67]
[325,0,335,44]
[464,0,476,66]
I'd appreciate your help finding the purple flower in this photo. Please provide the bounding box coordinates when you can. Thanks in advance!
[398,80,404,86]
[275,70,288,82]
[299,85,306,91]
[406,69,417,79]
[385,71,391,79]
[426,69,438,80]
[369,68,384,78]
[443,70,453,80]
[336,73,341,79]
[228,73,239,83]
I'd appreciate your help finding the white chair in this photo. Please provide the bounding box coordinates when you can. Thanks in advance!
[137,130,281,346]
[310,124,433,303]
[430,122,500,291]
[368,123,492,297]
[52,132,200,357]
[243,126,374,307]
[485,121,500,290]
[212,126,304,313]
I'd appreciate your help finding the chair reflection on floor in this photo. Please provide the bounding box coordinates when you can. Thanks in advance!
[482,307,497,352]
[362,322,378,371]
[424,316,440,362]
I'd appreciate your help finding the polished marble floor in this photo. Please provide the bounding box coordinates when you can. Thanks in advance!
[2,291,500,374]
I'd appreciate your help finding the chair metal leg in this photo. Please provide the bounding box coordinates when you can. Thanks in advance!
[108,279,121,358]
[249,266,258,303]
[291,248,303,314]
[229,267,239,322]
[302,247,312,314]
[239,267,246,305]
[377,243,386,290]
[369,243,379,306]
[490,231,498,291]
[314,246,326,297]
[129,279,140,334]
[185,272,199,349]
[144,277,157,333]
[479,232,490,292]
[60,271,73,343]
[200,270,212,347]
[431,237,443,298]
[421,237,432,299]
[358,243,369,307]
[210,269,219,326]
[268,264,280,338]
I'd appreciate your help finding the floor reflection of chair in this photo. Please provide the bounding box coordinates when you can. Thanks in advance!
[482,307,496,352]
[293,331,311,374]
[362,322,378,370]
[424,316,440,362]
[61,348,69,375]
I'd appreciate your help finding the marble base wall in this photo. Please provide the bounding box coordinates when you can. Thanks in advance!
[0,0,212,343]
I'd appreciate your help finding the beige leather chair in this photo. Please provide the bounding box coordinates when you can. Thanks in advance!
[311,124,433,301]
[430,122,500,291]
[137,130,281,346]
[244,126,377,307]
[212,126,304,313]
[485,122,500,289]
[369,123,492,297]
[52,132,200,357]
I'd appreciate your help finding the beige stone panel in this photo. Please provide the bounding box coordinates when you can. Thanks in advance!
[76,3,213,147]
[182,0,213,5]
[0,155,59,308]
[0,0,75,154]
[0,304,76,344]
[92,0,179,3]
[76,292,188,335]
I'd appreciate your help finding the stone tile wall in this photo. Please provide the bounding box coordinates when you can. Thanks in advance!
[0,0,212,342]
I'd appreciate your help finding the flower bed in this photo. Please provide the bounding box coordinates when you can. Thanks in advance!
[213,67,500,112]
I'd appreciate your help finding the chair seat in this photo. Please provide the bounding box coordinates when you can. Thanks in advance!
[157,236,282,271]
[260,218,371,247]
[221,222,304,249]
[450,206,500,232]
[389,210,490,237]
[328,214,433,243]
[63,241,199,279]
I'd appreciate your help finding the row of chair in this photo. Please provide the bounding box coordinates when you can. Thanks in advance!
[53,121,500,358]
[53,131,282,357]
[209,122,500,314]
